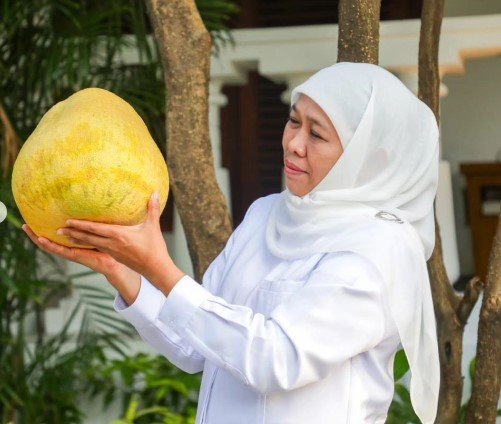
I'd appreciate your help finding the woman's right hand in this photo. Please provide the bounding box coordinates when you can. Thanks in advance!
[23,224,142,305]
[22,223,120,276]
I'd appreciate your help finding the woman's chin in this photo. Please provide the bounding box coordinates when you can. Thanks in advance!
[286,185,309,198]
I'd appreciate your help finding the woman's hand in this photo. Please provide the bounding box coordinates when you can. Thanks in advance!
[51,192,174,286]
[21,192,184,295]
[23,224,143,304]
[22,223,123,279]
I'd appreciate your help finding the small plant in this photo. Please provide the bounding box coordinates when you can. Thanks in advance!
[385,349,420,424]
[83,352,201,424]
[109,393,194,424]
[0,0,239,421]
[386,350,501,423]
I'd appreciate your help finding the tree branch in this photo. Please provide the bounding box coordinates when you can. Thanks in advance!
[457,276,484,326]
[0,102,21,180]
[144,0,233,281]
[467,214,501,423]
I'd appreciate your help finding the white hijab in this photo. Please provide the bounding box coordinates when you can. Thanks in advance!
[265,62,440,423]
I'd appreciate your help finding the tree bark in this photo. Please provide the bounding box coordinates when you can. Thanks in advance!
[337,0,381,64]
[0,102,21,179]
[144,0,233,281]
[418,1,486,422]
[466,215,501,423]
[425,218,469,424]
[337,4,479,421]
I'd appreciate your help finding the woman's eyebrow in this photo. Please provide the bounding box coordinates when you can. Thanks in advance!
[290,104,328,131]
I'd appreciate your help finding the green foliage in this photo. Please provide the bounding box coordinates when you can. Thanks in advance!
[0,0,239,421]
[385,349,420,423]
[87,353,202,424]
[386,383,421,424]
[0,0,240,157]
[0,178,195,422]
[386,350,501,423]
[109,393,194,424]
[196,0,239,56]
[0,174,137,422]
[392,348,409,382]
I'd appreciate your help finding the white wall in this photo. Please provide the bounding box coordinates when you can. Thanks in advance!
[440,56,501,275]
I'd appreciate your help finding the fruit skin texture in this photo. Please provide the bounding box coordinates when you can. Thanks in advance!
[12,87,169,249]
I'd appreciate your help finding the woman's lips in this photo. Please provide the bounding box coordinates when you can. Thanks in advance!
[285,163,306,175]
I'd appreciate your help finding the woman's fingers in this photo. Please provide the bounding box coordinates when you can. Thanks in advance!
[57,227,110,251]
[22,224,120,277]
[22,224,78,262]
[64,219,120,238]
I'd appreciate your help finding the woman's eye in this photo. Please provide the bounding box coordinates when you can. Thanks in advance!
[287,117,323,140]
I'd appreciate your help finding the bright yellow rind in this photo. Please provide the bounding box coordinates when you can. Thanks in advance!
[12,87,169,248]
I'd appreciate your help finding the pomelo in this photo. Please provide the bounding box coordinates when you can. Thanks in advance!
[12,87,169,248]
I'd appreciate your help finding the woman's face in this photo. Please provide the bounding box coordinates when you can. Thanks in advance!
[282,93,344,197]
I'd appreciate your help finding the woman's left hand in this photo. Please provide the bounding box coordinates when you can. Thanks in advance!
[57,192,171,284]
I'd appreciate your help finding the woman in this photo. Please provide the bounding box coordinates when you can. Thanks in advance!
[23,62,440,423]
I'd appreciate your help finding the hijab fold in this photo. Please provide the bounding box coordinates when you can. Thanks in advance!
[265,62,440,424]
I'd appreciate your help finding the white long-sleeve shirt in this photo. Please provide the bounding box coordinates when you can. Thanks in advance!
[113,193,401,424]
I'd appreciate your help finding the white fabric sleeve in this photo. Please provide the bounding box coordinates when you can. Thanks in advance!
[112,198,261,374]
[157,252,388,395]
[113,274,206,374]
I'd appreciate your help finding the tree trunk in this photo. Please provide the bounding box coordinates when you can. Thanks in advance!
[418,1,486,422]
[0,102,21,179]
[466,215,501,422]
[144,0,233,281]
[425,217,468,423]
[419,1,462,422]
[337,4,478,422]
[337,0,381,64]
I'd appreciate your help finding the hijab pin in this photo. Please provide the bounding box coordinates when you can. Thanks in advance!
[375,211,404,224]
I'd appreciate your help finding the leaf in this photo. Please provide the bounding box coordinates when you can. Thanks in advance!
[393,348,409,381]
[146,378,189,397]
[5,210,23,228]
[469,356,476,383]
[2,383,25,406]
[125,393,140,421]
[134,406,171,418]
[0,0,238,421]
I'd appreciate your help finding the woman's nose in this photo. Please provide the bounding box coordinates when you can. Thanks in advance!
[287,135,307,156]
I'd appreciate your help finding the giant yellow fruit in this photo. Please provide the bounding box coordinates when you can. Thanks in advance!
[12,87,169,248]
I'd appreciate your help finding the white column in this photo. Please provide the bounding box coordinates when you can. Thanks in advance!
[209,78,232,213]
[280,73,313,106]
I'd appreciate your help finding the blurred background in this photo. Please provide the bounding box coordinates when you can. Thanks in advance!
[1,0,500,422]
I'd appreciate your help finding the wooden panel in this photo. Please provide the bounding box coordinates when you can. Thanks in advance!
[221,73,260,228]
[228,0,424,29]
[381,0,423,20]
[459,162,501,282]
[221,72,289,227]
[258,0,339,27]
[256,75,288,197]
